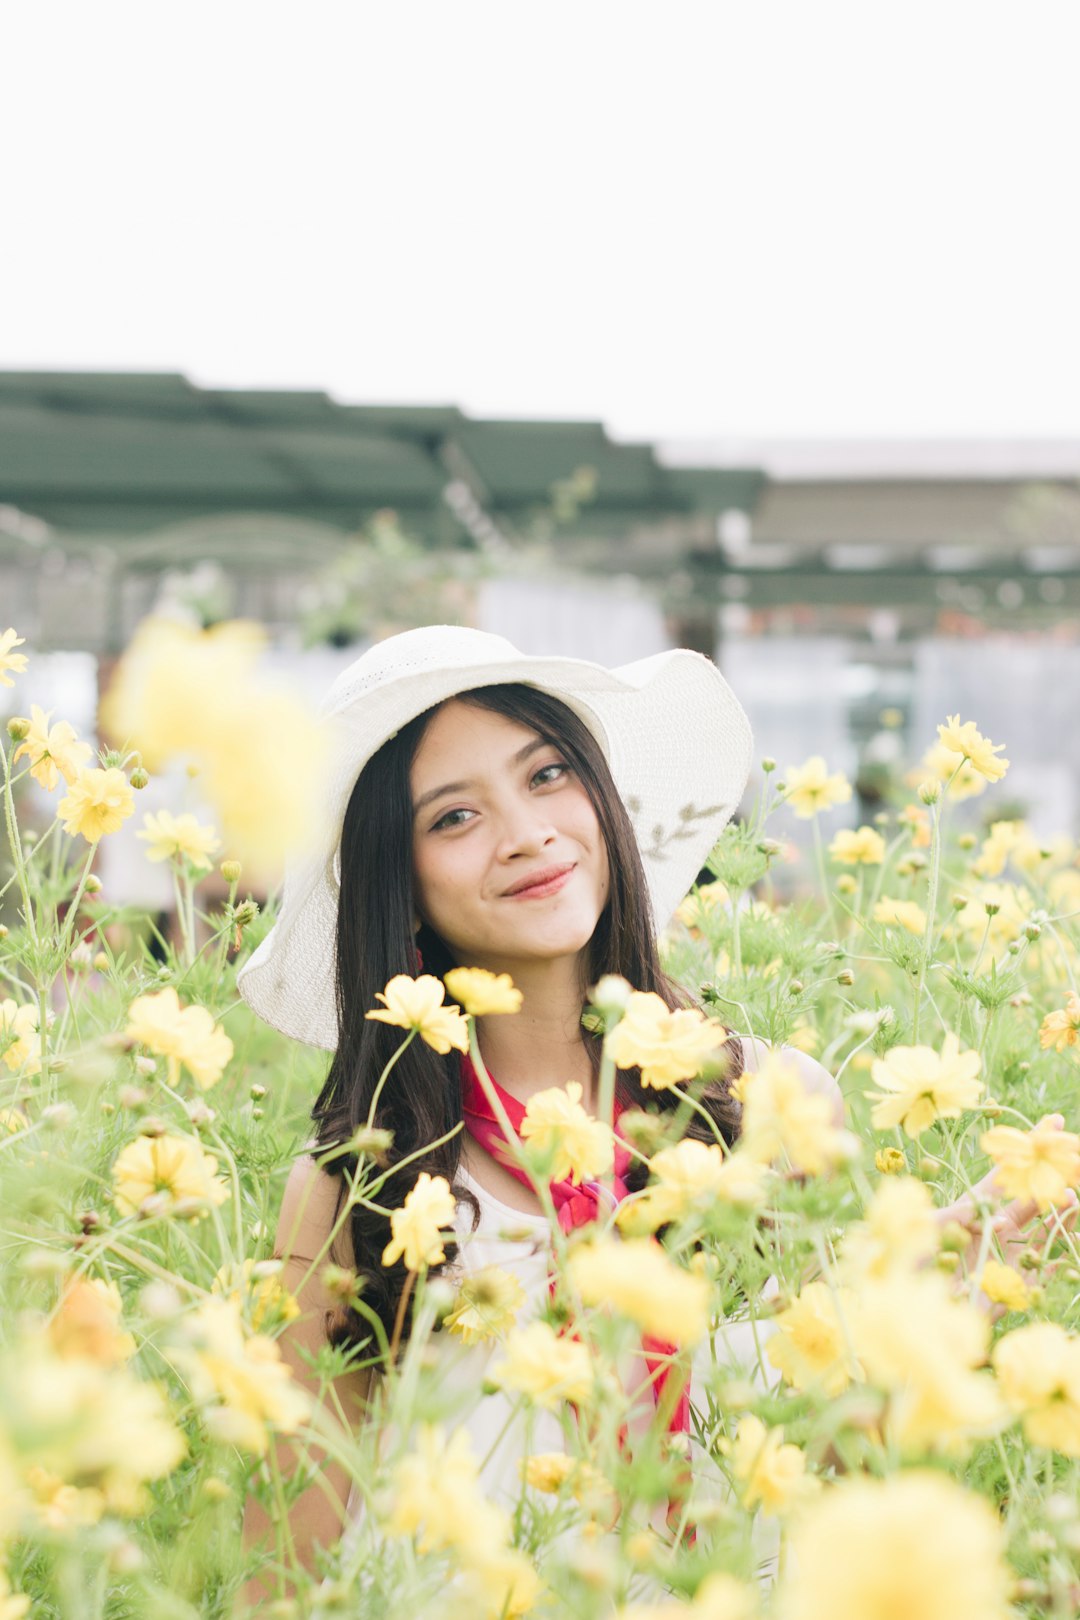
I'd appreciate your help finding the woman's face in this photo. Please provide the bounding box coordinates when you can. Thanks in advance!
[410,699,610,973]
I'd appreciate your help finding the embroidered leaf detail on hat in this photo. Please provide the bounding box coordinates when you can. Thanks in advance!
[636,803,731,864]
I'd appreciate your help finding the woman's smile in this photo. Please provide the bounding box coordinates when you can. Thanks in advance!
[501,862,577,899]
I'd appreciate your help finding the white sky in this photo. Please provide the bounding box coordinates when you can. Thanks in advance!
[5,2,1080,444]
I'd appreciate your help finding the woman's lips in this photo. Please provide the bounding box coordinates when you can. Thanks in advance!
[503,864,576,899]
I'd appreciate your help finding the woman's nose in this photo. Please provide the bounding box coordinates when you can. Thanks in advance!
[495,804,558,862]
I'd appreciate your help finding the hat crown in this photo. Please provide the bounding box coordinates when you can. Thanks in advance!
[324,625,520,715]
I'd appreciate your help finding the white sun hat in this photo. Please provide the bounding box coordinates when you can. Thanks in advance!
[237,624,753,1049]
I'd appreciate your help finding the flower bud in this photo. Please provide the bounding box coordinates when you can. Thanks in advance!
[836,968,855,986]
[119,1085,148,1109]
[220,859,242,884]
[69,941,93,967]
[100,748,124,770]
[186,1099,216,1128]
[950,893,969,911]
[250,1083,267,1100]
[773,780,787,794]
[982,1100,1003,1117]
[130,766,150,790]
[93,951,110,972]
[761,757,776,773]
[134,1055,156,1077]
[917,780,941,805]
[42,1102,76,1129]
[78,1209,103,1233]
[233,899,260,929]
[874,1147,906,1175]
[836,873,858,895]
[138,1115,168,1137]
[958,832,977,851]
[7,715,30,741]
[1023,922,1042,940]
[939,1221,972,1254]
[756,837,783,858]
[84,874,103,895]
[348,1124,394,1162]
[0,924,7,939]
[251,1106,264,1120]
[984,901,1000,916]
[589,974,633,1017]
[321,1264,360,1303]
[789,979,805,996]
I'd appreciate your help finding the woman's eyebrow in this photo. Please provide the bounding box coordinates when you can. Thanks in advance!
[412,737,549,818]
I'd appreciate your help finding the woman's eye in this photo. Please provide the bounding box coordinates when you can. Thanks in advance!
[431,807,474,831]
[532,762,569,787]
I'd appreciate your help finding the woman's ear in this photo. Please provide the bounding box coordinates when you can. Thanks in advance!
[412,914,422,936]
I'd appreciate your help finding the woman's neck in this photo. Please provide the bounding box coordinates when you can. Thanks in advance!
[472,956,596,1110]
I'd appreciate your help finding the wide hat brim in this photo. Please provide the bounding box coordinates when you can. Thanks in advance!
[237,625,753,1049]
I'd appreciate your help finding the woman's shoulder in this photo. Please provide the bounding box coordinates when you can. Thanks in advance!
[733,1033,844,1125]
[275,1150,353,1265]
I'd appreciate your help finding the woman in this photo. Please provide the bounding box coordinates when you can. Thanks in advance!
[234,625,838,1605]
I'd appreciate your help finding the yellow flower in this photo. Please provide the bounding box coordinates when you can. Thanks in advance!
[136,810,221,870]
[1040,992,1080,1052]
[0,1567,30,1620]
[783,756,852,819]
[872,896,927,935]
[211,1259,301,1332]
[898,803,931,847]
[616,1574,758,1620]
[828,826,885,865]
[0,1000,43,1075]
[774,1470,1013,1620]
[444,967,523,1017]
[971,819,1036,879]
[874,1147,906,1174]
[674,879,730,930]
[0,628,28,687]
[851,1272,1001,1454]
[978,1260,1031,1313]
[385,1424,494,1553]
[48,1277,136,1365]
[766,1281,858,1396]
[979,1118,1080,1212]
[568,1236,709,1346]
[623,1138,769,1232]
[867,1033,983,1139]
[840,1178,939,1282]
[993,1322,1080,1454]
[605,990,729,1090]
[444,1266,526,1346]
[736,1052,856,1175]
[519,1453,612,1517]
[949,881,1033,952]
[11,705,92,791]
[111,1133,231,1219]
[520,1081,613,1184]
[913,740,988,800]
[489,1320,595,1409]
[382,1171,457,1271]
[125,986,234,1090]
[57,767,135,841]
[936,715,1009,783]
[174,1296,310,1455]
[730,1414,814,1515]
[366,974,470,1055]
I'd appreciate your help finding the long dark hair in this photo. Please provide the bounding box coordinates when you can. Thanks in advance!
[310,683,744,1355]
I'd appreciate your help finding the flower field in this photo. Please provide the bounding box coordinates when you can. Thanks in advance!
[4,619,1080,1618]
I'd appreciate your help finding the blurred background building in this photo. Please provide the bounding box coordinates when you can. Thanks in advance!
[3,370,1080,887]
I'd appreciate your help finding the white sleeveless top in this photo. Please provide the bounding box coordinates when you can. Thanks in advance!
[337,1163,781,1587]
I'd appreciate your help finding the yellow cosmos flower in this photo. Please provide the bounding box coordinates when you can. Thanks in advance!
[57,767,135,841]
[828,825,885,866]
[730,1414,814,1515]
[174,1296,310,1455]
[867,1033,983,1139]
[971,819,1042,880]
[1040,992,1080,1053]
[993,1322,1080,1455]
[0,1567,30,1620]
[0,627,28,686]
[605,990,729,1090]
[872,896,927,935]
[382,1171,457,1271]
[125,986,234,1090]
[622,1138,769,1233]
[766,1280,859,1396]
[366,974,470,1055]
[913,740,988,801]
[897,802,931,848]
[674,878,730,930]
[111,1133,231,1219]
[443,967,523,1017]
[783,756,852,819]
[48,1277,136,1365]
[136,810,221,870]
[949,881,1033,952]
[736,1052,856,1176]
[978,1260,1031,1313]
[774,1471,1013,1620]
[444,1265,526,1346]
[979,1117,1080,1212]
[936,715,1009,783]
[568,1236,710,1346]
[520,1081,613,1184]
[211,1259,301,1332]
[0,1000,43,1075]
[840,1178,939,1283]
[11,704,92,791]
[385,1424,498,1553]
[489,1320,595,1409]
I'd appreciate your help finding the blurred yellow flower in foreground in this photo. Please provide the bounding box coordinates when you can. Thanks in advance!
[782,756,852,819]
[828,826,885,865]
[381,1171,457,1271]
[489,1320,595,1409]
[58,767,135,841]
[623,1138,769,1234]
[615,1573,758,1620]
[1040,993,1080,1053]
[569,1236,709,1346]
[136,810,221,870]
[0,1000,43,1075]
[897,803,931,847]
[912,740,988,801]
[872,896,927,935]
[0,627,28,686]
[125,986,234,1090]
[211,1259,300,1333]
[111,1132,231,1219]
[979,1117,1080,1212]
[839,1177,939,1283]
[444,967,523,1017]
[972,818,1044,879]
[100,616,328,874]
[48,1277,136,1366]
[767,1281,859,1396]
[11,705,92,791]
[366,974,470,1055]
[936,715,1009,783]
[774,1470,1013,1620]
[521,1081,613,1184]
[674,878,730,930]
[605,991,729,1090]
[174,1296,310,1455]
[993,1322,1080,1455]
[978,1260,1031,1313]
[867,1033,983,1139]
[444,1265,526,1346]
[730,1414,815,1515]
[736,1052,857,1176]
